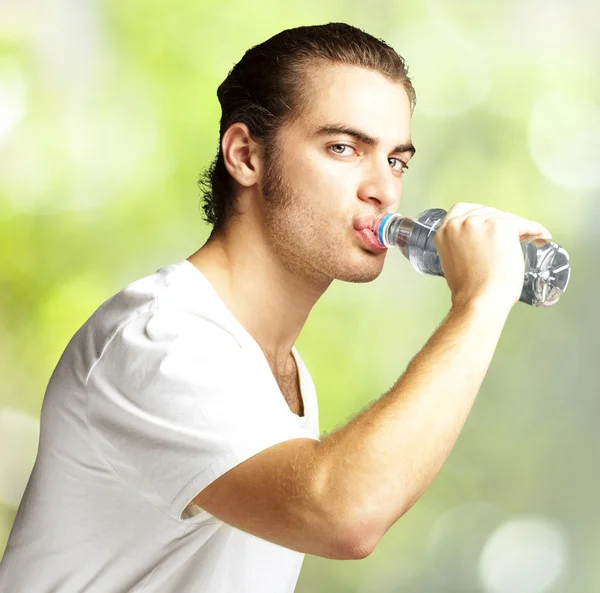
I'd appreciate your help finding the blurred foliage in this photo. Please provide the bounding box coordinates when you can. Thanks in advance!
[1,0,599,591]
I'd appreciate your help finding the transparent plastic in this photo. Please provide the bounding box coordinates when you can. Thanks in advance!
[374,208,571,307]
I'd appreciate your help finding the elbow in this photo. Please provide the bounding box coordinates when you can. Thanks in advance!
[308,450,399,560]
[324,509,382,560]
[330,519,379,560]
[323,495,415,560]
[308,495,379,559]
[336,534,377,560]
[341,488,422,559]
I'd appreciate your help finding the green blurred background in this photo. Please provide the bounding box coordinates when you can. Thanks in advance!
[1,0,598,591]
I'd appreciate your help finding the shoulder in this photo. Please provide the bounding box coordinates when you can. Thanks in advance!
[102,260,245,357]
[109,306,244,374]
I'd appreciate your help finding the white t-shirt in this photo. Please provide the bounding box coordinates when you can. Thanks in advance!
[0,260,320,593]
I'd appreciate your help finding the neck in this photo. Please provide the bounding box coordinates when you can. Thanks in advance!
[187,220,330,371]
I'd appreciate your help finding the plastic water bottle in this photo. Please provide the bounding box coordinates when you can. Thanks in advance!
[374,208,571,307]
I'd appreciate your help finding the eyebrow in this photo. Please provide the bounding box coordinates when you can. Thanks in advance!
[313,124,416,157]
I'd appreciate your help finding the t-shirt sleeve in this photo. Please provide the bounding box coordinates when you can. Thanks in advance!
[86,306,318,521]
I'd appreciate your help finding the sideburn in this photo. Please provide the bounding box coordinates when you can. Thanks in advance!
[260,138,295,210]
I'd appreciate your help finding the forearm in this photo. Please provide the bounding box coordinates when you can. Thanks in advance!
[313,298,512,546]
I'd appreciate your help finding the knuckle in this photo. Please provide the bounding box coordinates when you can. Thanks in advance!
[444,217,462,231]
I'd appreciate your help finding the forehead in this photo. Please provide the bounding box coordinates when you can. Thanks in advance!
[294,64,412,142]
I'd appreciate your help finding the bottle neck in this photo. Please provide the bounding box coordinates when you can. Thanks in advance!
[373,213,415,257]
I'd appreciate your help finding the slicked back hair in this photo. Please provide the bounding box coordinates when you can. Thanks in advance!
[198,23,416,231]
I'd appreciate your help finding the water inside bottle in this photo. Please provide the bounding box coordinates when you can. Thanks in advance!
[407,209,446,277]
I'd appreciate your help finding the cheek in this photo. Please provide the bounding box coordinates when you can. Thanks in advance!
[295,151,357,199]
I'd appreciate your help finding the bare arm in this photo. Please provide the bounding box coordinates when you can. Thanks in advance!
[310,202,554,552]
[193,297,509,559]
[193,203,552,559]
[312,297,511,551]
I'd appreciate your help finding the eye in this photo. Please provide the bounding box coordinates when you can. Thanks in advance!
[329,144,354,156]
[389,157,409,173]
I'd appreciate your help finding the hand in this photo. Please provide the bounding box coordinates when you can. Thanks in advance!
[434,203,552,311]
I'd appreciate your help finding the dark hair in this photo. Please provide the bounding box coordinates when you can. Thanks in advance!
[198,22,416,231]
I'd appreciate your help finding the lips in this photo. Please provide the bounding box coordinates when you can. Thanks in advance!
[353,214,378,233]
[353,214,387,245]
[353,223,388,254]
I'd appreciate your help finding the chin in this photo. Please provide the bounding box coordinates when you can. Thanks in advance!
[334,252,386,283]
[339,269,384,283]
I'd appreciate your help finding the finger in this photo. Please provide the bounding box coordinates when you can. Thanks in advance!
[452,207,506,222]
[455,211,519,223]
[443,204,497,225]
[444,203,491,220]
[442,207,503,229]
[462,212,552,240]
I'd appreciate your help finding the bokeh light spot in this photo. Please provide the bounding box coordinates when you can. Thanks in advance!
[390,18,491,118]
[479,515,569,593]
[426,501,504,589]
[529,91,600,190]
[0,57,27,145]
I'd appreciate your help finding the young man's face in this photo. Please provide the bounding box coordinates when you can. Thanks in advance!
[258,63,414,285]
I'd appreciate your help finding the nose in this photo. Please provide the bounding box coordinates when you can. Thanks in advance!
[356,157,401,209]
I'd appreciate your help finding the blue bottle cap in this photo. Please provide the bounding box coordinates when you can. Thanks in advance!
[378,213,394,246]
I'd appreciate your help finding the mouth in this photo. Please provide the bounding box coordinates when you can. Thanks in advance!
[353,226,388,254]
[352,214,388,254]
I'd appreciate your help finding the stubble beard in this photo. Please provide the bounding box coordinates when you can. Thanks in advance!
[260,144,386,285]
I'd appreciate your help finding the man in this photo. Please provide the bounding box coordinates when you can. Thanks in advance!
[0,22,551,593]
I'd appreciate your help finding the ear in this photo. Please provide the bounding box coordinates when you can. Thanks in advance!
[221,123,263,188]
